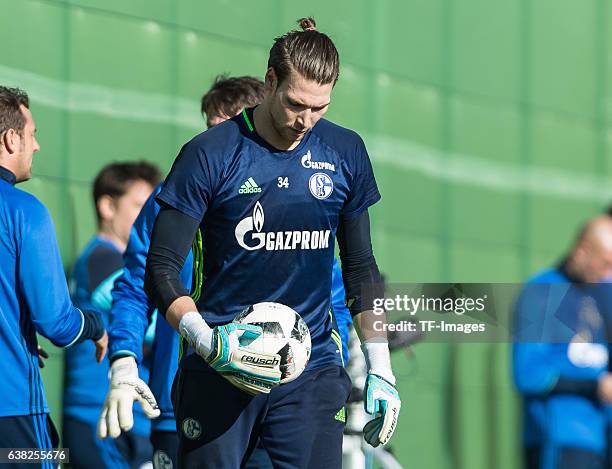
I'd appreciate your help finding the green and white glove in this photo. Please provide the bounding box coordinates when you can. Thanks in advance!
[362,342,402,447]
[179,312,281,394]
[97,357,160,439]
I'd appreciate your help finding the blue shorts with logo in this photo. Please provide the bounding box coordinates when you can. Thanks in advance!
[172,361,351,469]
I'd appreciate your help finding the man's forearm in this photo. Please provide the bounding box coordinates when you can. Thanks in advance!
[166,295,199,331]
[353,309,388,343]
[143,205,216,356]
[354,309,395,384]
[336,211,384,319]
[144,205,199,315]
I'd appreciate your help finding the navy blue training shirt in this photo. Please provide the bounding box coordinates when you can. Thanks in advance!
[158,108,380,371]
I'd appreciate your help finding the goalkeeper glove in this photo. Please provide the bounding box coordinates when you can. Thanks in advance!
[362,342,401,447]
[97,357,160,439]
[179,312,281,394]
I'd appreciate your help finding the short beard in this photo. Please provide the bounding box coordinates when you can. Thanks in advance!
[269,108,292,145]
[15,142,32,184]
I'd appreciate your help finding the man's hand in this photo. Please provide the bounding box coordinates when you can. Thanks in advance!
[95,331,108,363]
[598,373,612,403]
[363,373,401,447]
[179,312,281,394]
[358,340,401,448]
[37,345,49,368]
[97,357,160,439]
[209,323,282,394]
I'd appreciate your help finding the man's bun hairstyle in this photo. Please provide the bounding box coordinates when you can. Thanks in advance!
[298,17,317,31]
[268,17,340,86]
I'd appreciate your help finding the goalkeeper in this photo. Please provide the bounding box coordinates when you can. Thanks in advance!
[62,162,161,468]
[143,18,400,468]
[98,75,353,468]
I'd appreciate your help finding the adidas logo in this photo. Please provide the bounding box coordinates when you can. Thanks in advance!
[239,177,262,194]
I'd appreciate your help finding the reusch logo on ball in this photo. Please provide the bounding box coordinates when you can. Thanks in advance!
[241,355,280,366]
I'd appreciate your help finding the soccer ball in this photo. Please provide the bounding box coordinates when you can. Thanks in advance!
[234,302,311,384]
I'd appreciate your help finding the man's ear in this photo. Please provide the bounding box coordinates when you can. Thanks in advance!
[1,128,19,155]
[573,245,589,268]
[265,67,278,93]
[96,195,116,223]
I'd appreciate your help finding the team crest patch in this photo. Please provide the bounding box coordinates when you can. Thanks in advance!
[182,418,202,440]
[153,449,173,469]
[308,173,334,199]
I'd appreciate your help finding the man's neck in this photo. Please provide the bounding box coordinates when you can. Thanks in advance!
[0,165,17,185]
[560,256,587,283]
[97,229,126,253]
[252,104,300,151]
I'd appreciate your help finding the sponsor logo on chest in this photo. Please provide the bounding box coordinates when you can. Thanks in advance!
[235,201,331,251]
[301,150,335,172]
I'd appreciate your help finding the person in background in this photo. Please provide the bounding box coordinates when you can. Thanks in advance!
[63,162,161,469]
[0,86,106,463]
[513,216,612,469]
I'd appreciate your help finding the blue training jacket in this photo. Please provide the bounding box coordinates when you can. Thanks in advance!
[109,184,193,431]
[512,267,610,459]
[0,166,85,417]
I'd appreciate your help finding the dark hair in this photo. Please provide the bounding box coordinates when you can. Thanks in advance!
[0,86,30,138]
[268,17,340,86]
[93,161,162,222]
[201,75,266,119]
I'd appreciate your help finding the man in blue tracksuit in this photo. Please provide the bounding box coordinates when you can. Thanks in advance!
[99,75,353,468]
[63,162,161,468]
[0,86,106,468]
[513,216,612,469]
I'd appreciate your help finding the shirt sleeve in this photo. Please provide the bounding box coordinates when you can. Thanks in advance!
[512,342,558,395]
[156,139,214,221]
[341,137,381,218]
[18,201,84,347]
[109,192,160,362]
[512,284,558,394]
